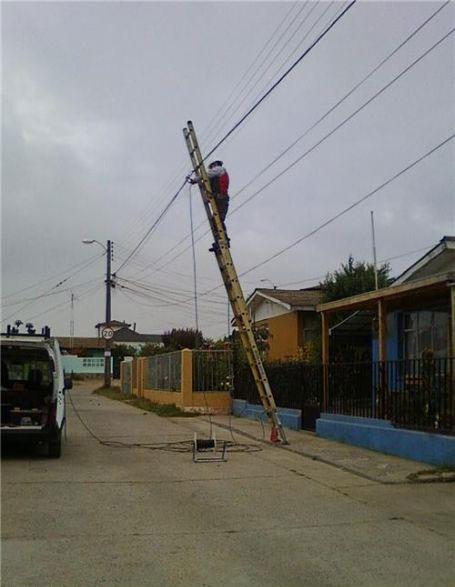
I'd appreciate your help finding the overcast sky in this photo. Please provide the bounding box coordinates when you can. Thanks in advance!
[2,0,454,339]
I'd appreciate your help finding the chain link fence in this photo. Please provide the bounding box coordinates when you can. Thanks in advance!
[146,351,182,391]
[121,361,132,395]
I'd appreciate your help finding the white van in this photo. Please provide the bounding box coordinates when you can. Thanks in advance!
[1,331,71,458]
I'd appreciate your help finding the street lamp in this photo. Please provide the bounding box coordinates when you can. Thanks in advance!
[82,238,113,388]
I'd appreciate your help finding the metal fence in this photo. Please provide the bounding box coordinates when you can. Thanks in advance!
[233,356,455,434]
[233,359,323,429]
[327,358,455,434]
[146,351,182,391]
[121,361,132,395]
[192,350,233,392]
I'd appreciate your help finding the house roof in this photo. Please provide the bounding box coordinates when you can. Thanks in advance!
[58,330,162,349]
[247,287,323,313]
[112,327,162,344]
[95,320,131,329]
[57,337,105,350]
[393,236,455,285]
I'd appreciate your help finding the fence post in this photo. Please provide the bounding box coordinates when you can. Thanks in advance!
[321,312,329,412]
[138,358,144,398]
[181,349,193,408]
[378,299,388,418]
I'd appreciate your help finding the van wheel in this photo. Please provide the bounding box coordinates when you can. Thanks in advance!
[48,428,62,458]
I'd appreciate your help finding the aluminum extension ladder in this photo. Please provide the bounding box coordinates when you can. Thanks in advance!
[183,121,288,444]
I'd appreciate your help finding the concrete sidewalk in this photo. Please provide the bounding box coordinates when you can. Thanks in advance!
[193,414,437,484]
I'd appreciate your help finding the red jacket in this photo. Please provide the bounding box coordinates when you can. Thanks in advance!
[207,166,229,196]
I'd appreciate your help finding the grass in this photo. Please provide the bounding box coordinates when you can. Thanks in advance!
[93,385,198,417]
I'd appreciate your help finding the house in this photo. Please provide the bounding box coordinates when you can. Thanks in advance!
[320,237,455,363]
[315,236,455,465]
[58,321,163,377]
[246,287,322,361]
[94,321,163,351]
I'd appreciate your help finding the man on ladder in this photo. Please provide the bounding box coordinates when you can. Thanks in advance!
[184,121,288,445]
[189,160,230,251]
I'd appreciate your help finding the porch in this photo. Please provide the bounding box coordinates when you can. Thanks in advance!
[316,272,455,464]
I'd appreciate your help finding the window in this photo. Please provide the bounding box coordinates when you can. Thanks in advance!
[82,357,104,368]
[402,310,449,359]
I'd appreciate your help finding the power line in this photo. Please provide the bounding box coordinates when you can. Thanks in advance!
[137,4,450,277]
[202,0,357,163]
[1,253,102,301]
[206,0,335,150]
[200,1,303,146]
[202,1,316,149]
[239,134,454,277]
[115,4,302,248]
[228,25,455,219]
[115,179,188,274]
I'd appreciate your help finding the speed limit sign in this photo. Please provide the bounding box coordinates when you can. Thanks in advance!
[102,327,114,340]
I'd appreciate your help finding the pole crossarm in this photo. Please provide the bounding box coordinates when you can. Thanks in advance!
[183,121,288,444]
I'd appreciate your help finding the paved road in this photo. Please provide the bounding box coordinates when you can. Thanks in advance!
[2,385,455,586]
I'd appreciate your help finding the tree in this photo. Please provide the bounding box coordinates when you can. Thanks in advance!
[139,343,168,357]
[161,328,204,350]
[321,255,392,303]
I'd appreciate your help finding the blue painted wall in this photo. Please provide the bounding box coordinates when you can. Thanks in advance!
[317,413,455,466]
[372,312,400,361]
[233,399,301,430]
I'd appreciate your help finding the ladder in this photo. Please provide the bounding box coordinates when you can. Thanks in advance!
[183,121,288,444]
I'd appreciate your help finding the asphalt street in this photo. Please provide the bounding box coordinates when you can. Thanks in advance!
[2,385,455,586]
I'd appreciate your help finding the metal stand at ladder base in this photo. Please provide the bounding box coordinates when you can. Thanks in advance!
[183,120,288,445]
[192,433,228,463]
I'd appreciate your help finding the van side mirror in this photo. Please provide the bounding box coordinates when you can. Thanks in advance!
[64,377,73,390]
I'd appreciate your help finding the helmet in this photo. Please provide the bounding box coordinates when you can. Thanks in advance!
[208,160,223,169]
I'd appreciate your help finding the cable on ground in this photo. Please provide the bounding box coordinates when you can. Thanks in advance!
[67,390,262,454]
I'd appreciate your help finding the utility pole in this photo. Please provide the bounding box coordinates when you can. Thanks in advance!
[70,292,75,351]
[370,211,379,290]
[105,240,112,388]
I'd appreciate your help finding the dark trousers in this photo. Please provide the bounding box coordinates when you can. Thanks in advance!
[213,194,229,225]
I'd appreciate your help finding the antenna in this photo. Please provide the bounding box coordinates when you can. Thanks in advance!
[370,211,379,290]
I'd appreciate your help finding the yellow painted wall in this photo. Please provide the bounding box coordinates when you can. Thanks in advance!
[127,350,231,414]
[142,388,183,407]
[256,312,300,361]
[191,392,231,414]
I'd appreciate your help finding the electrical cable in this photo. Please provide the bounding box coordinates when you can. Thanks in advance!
[67,389,262,453]
[1,253,103,301]
[239,133,455,277]
[207,0,335,148]
[200,1,302,146]
[202,1,315,148]
[116,3,301,246]
[1,255,103,322]
[19,282,104,324]
[137,5,450,278]
[202,0,357,163]
[175,132,453,307]
[115,179,188,274]
[228,26,455,220]
[188,185,200,334]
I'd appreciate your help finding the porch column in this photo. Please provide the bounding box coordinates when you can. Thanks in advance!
[451,285,455,358]
[378,298,387,363]
[377,298,388,418]
[321,311,329,411]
